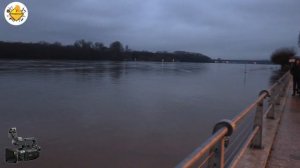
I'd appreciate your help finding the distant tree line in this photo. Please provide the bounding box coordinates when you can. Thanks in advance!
[0,40,212,63]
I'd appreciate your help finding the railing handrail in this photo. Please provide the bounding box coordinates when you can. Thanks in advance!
[231,93,266,125]
[268,71,289,92]
[176,71,291,168]
[175,128,228,168]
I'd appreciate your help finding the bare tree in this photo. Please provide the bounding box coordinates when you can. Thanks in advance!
[271,47,296,70]
[74,39,93,49]
[109,41,124,53]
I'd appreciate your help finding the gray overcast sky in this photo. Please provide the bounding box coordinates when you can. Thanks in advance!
[1,0,300,59]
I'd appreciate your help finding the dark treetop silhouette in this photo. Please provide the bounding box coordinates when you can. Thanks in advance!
[0,40,212,63]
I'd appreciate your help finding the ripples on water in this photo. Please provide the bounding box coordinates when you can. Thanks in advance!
[0,60,279,168]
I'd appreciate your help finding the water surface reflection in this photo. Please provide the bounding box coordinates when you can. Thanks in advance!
[0,60,279,168]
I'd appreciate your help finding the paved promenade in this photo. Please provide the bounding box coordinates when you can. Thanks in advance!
[267,92,300,167]
[236,83,300,168]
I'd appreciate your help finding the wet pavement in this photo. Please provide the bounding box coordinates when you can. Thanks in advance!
[267,90,300,168]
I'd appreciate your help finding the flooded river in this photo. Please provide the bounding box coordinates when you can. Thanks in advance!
[0,60,279,168]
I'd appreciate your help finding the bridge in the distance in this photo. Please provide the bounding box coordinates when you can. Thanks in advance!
[176,71,300,168]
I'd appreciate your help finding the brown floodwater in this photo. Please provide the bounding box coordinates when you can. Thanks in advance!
[0,60,279,168]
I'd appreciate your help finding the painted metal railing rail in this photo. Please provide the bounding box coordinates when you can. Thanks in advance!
[176,71,290,168]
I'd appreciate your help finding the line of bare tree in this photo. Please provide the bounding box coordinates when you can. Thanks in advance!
[0,40,212,63]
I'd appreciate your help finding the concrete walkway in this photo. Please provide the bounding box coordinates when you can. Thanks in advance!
[267,92,300,167]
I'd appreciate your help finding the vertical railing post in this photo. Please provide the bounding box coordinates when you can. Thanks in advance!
[252,90,267,148]
[282,75,290,96]
[279,78,287,98]
[267,87,276,119]
[275,81,282,105]
[267,74,290,119]
[215,138,225,168]
[208,120,235,168]
[208,139,225,168]
[208,138,225,168]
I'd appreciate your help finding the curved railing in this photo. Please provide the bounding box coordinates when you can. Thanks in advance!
[176,71,291,168]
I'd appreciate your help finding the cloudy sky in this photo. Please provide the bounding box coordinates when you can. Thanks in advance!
[1,0,300,59]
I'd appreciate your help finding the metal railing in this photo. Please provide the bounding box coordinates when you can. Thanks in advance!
[176,71,291,168]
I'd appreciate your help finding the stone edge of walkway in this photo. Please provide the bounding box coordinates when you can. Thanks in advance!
[235,86,290,168]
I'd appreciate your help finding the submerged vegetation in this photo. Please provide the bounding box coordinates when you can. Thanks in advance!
[0,40,212,63]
